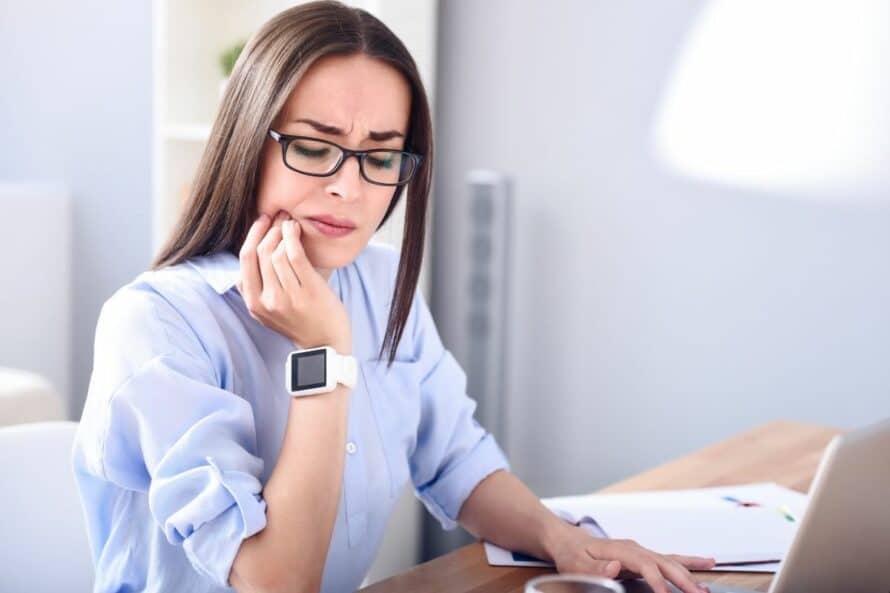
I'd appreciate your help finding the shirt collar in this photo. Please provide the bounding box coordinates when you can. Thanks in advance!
[188,250,343,295]
[189,251,240,295]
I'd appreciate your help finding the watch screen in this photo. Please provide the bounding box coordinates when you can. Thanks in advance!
[291,349,327,390]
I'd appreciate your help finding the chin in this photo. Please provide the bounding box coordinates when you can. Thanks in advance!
[302,240,359,271]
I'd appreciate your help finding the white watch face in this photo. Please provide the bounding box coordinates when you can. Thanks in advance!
[288,348,327,392]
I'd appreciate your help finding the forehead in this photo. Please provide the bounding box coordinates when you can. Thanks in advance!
[281,53,411,132]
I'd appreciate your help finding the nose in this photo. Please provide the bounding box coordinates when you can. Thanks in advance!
[325,153,363,202]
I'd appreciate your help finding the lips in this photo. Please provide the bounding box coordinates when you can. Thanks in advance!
[306,217,355,238]
[306,214,356,229]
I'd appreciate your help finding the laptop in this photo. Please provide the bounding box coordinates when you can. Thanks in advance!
[621,417,890,593]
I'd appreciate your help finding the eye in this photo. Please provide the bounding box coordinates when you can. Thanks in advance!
[290,139,332,159]
[366,152,397,169]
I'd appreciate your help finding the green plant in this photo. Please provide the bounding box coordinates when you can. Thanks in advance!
[219,40,246,78]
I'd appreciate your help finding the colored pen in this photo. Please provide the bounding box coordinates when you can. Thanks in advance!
[723,495,762,508]
[778,505,796,522]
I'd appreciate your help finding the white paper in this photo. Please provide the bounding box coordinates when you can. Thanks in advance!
[482,541,780,573]
[483,541,552,567]
[482,483,805,572]
[570,506,794,563]
[705,562,779,573]
[542,483,807,519]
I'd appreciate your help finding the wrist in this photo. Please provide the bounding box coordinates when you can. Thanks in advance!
[289,339,352,355]
[332,332,353,355]
[285,344,356,397]
[540,515,574,561]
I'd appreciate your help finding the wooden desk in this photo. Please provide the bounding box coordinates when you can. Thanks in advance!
[360,420,842,593]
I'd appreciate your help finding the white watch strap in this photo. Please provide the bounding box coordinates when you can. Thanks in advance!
[334,351,358,388]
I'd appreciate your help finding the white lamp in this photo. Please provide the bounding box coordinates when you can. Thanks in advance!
[652,0,890,199]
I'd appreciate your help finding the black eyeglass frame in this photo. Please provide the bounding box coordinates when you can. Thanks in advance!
[267,128,424,187]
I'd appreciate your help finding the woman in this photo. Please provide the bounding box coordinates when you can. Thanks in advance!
[72,2,715,593]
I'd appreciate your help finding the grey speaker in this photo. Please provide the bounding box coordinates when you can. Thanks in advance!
[464,170,513,447]
[422,169,514,561]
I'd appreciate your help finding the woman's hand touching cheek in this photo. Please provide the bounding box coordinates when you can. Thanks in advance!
[237,210,353,353]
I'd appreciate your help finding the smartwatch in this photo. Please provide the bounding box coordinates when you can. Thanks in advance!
[285,346,358,397]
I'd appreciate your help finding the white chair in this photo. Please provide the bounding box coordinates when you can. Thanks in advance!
[0,367,65,427]
[0,421,94,592]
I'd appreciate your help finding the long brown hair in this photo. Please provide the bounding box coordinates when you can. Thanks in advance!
[151,0,433,368]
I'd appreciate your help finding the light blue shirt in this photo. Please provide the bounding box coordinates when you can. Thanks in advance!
[72,242,510,593]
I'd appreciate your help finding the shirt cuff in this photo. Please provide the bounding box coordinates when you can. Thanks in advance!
[415,433,511,530]
[178,456,267,588]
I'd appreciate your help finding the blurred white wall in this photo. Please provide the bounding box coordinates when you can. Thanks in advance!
[0,184,72,415]
[0,0,153,416]
[433,0,890,499]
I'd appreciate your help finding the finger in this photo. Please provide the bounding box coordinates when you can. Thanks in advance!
[273,210,290,226]
[257,223,284,294]
[640,562,671,593]
[586,539,632,576]
[581,549,622,579]
[263,210,289,243]
[666,554,717,571]
[271,238,302,295]
[657,556,708,593]
[615,567,642,580]
[239,214,272,301]
[259,209,288,238]
[282,219,317,288]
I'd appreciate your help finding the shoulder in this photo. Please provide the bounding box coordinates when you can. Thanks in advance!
[94,264,218,386]
[79,268,220,478]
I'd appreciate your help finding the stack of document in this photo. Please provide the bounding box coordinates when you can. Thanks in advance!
[483,482,807,573]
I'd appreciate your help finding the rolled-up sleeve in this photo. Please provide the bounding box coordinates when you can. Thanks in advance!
[83,289,267,588]
[406,286,510,530]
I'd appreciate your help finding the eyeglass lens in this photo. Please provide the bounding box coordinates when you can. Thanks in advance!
[285,137,416,185]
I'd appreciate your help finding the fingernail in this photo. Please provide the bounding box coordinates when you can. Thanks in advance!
[697,584,710,593]
[259,213,269,221]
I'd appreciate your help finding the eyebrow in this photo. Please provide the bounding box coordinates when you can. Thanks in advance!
[291,117,404,142]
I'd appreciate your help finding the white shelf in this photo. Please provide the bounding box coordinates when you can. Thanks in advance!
[162,124,212,142]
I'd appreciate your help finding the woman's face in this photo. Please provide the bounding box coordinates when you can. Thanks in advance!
[256,53,412,278]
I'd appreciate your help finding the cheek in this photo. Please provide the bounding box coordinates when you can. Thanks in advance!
[256,167,317,217]
[256,141,324,216]
[369,190,397,227]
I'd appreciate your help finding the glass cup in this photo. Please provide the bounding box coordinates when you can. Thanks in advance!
[525,574,625,593]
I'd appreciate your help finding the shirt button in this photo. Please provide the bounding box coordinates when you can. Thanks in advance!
[346,441,357,455]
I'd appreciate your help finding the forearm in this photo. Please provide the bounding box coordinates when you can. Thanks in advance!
[457,469,571,562]
[231,385,351,593]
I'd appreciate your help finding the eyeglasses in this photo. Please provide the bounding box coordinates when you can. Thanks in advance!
[267,129,423,187]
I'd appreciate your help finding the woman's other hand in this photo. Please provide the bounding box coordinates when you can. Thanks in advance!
[547,523,716,593]
[237,210,353,353]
